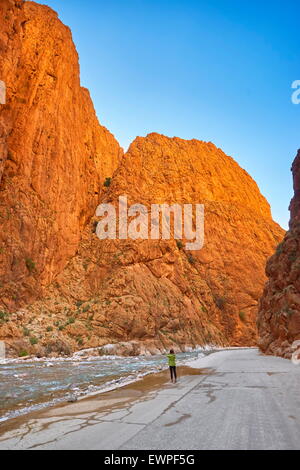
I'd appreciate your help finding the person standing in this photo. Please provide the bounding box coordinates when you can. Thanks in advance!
[167,349,177,383]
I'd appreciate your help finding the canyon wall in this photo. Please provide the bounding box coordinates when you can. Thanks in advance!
[0,1,285,357]
[0,0,122,312]
[258,150,300,358]
[5,134,284,357]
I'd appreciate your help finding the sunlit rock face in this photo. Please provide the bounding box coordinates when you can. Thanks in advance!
[0,0,122,310]
[8,133,283,357]
[0,1,285,357]
[258,150,300,358]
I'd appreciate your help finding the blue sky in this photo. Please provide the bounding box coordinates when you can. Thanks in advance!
[39,0,299,229]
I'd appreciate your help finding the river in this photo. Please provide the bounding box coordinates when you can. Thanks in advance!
[0,348,213,424]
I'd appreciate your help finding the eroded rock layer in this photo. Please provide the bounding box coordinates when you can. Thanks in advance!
[4,134,284,357]
[258,150,300,358]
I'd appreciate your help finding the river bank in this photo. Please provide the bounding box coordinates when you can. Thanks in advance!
[2,348,299,450]
[0,364,207,446]
[0,347,214,424]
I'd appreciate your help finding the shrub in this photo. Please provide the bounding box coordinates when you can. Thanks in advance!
[23,327,30,337]
[187,254,196,265]
[77,337,83,346]
[276,242,284,256]
[239,311,247,323]
[30,336,38,346]
[26,258,36,273]
[67,318,75,325]
[176,240,184,250]
[104,177,112,188]
[46,326,53,332]
[0,311,8,322]
[214,295,227,311]
[18,350,29,358]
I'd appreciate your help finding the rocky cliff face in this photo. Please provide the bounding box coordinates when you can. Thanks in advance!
[0,0,122,312]
[0,1,285,358]
[4,134,284,357]
[258,150,300,358]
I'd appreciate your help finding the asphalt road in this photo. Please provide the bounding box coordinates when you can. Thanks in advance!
[1,348,300,450]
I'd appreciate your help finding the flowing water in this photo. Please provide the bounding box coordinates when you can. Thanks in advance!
[0,349,212,424]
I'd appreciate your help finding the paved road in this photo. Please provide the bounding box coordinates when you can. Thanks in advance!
[1,348,300,450]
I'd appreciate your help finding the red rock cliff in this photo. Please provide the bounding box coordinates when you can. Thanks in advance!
[0,1,285,357]
[258,150,300,358]
[0,0,122,310]
[8,134,284,356]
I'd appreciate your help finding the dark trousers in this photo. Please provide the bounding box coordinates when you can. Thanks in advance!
[170,366,177,381]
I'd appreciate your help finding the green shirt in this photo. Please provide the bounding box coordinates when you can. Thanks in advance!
[167,354,176,367]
